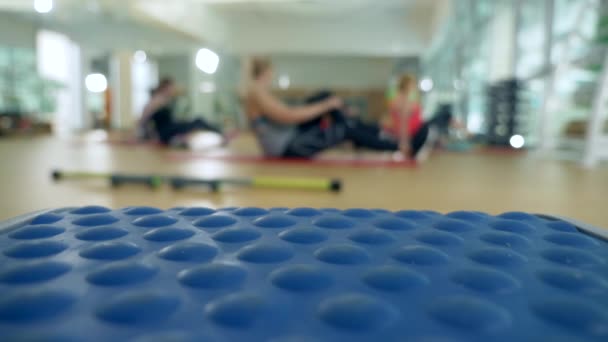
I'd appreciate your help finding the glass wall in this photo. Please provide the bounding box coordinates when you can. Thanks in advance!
[422,0,498,134]
[422,0,604,146]
[0,46,58,120]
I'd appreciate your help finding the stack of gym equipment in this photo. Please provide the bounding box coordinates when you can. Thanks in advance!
[485,78,527,147]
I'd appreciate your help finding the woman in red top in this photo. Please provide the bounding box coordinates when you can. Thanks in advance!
[386,74,433,159]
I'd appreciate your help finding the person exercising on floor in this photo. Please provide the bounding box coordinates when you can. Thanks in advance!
[245,58,413,159]
[138,78,223,147]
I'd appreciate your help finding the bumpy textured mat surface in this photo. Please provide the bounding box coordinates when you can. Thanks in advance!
[0,207,607,342]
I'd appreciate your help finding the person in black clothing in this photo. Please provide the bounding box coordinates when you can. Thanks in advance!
[245,58,409,159]
[282,90,402,158]
[139,78,222,146]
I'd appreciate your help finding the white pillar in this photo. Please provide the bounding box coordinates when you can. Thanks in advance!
[538,0,556,152]
[583,54,608,168]
[110,51,135,130]
[488,2,518,82]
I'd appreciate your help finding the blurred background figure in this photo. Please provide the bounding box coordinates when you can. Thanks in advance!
[0,0,607,226]
[138,77,223,147]
[245,58,405,158]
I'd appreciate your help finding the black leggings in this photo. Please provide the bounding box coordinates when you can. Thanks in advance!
[282,92,395,158]
[282,91,429,158]
[151,106,222,145]
[156,118,221,145]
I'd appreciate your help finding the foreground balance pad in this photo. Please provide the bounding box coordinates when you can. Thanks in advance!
[0,207,607,341]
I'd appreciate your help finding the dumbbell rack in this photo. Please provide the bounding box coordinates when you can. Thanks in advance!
[485,79,527,147]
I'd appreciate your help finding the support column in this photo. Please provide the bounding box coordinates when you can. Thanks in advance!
[538,0,556,152]
[110,51,134,130]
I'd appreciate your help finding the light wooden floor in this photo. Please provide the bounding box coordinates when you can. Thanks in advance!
[1,134,606,227]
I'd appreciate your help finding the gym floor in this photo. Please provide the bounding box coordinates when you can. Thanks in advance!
[1,134,606,227]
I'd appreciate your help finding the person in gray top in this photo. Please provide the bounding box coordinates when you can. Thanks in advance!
[244,58,408,159]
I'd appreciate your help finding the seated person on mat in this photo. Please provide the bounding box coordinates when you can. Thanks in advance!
[138,78,223,146]
[386,75,467,158]
[245,58,415,159]
[385,74,435,160]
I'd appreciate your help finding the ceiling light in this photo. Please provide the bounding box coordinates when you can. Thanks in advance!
[420,78,434,92]
[278,75,290,89]
[85,73,108,93]
[133,50,147,63]
[34,0,53,14]
[196,48,220,75]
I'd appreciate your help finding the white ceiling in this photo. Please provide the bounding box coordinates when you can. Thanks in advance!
[135,0,450,56]
[0,0,451,57]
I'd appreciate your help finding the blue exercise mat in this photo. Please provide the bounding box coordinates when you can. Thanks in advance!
[0,207,607,342]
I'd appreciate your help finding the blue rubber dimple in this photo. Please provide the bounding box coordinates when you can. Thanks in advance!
[267,336,316,342]
[194,215,238,229]
[342,209,375,218]
[415,231,463,246]
[393,246,449,266]
[205,292,264,328]
[237,243,294,263]
[4,333,78,342]
[362,266,428,292]
[73,214,119,227]
[446,211,487,222]
[373,218,415,231]
[253,215,297,229]
[541,248,603,268]
[4,241,67,258]
[313,216,355,229]
[546,221,578,232]
[348,229,395,245]
[30,213,63,225]
[285,208,322,217]
[123,207,163,216]
[491,220,535,235]
[95,292,179,324]
[0,207,606,341]
[86,262,157,286]
[451,268,520,293]
[233,207,269,217]
[75,227,129,241]
[132,332,198,342]
[394,210,430,220]
[479,232,531,250]
[178,263,247,289]
[317,294,398,332]
[157,242,217,262]
[372,209,391,214]
[79,242,140,260]
[469,247,527,268]
[0,290,77,322]
[279,228,328,244]
[270,265,332,292]
[213,228,261,243]
[531,299,608,336]
[537,268,606,294]
[543,233,598,248]
[428,296,511,333]
[180,207,216,217]
[71,206,111,215]
[9,225,65,240]
[498,212,538,221]
[314,244,370,265]
[433,219,476,233]
[0,261,71,284]
[143,228,195,242]
[132,215,178,228]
